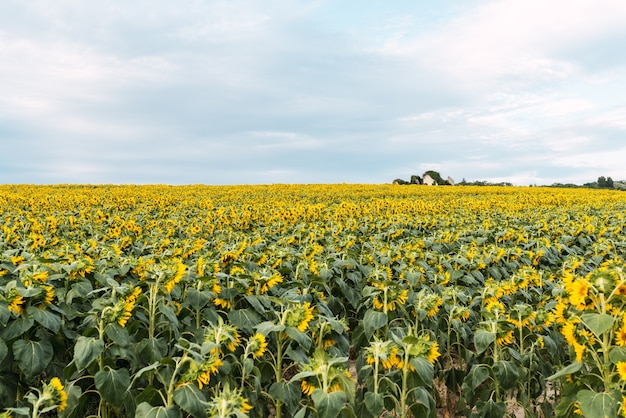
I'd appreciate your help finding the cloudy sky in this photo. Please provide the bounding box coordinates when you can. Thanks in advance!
[1,0,625,185]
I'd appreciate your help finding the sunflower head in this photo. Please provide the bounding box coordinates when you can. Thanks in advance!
[42,377,68,412]
[285,302,315,332]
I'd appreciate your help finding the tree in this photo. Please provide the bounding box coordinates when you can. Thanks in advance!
[607,177,614,188]
[598,176,607,188]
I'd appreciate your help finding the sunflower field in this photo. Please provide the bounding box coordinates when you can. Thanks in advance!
[1,184,626,418]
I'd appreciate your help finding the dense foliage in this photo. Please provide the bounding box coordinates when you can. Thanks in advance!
[1,184,625,417]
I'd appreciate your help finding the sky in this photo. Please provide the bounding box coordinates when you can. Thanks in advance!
[1,0,626,185]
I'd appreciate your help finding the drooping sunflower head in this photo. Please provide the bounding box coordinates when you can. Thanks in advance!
[42,377,68,412]
[285,302,315,332]
[205,319,241,354]
[5,288,25,315]
[247,333,268,359]
[206,383,253,416]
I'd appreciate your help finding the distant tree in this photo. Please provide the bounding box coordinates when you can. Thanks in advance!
[410,175,422,184]
[393,178,409,185]
[598,176,607,188]
[607,177,614,188]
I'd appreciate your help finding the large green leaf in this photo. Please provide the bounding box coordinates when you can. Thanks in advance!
[104,323,131,347]
[474,329,496,354]
[547,361,582,381]
[95,367,130,408]
[576,390,619,418]
[476,399,506,418]
[492,360,519,390]
[186,288,211,311]
[364,392,383,416]
[285,327,312,350]
[255,320,285,335]
[135,402,182,418]
[582,313,615,339]
[173,383,207,418]
[158,303,178,328]
[363,310,387,338]
[1,316,34,340]
[13,339,53,377]
[311,389,346,418]
[610,347,626,364]
[27,306,61,333]
[467,365,490,390]
[228,308,260,334]
[410,357,434,388]
[74,336,105,371]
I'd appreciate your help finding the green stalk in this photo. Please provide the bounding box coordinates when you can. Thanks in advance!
[399,348,411,418]
[373,354,380,394]
[275,331,285,418]
[148,283,159,340]
[31,397,44,418]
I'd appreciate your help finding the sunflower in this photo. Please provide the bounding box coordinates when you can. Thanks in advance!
[617,362,626,381]
[164,261,186,294]
[248,333,268,359]
[7,290,25,315]
[285,302,315,332]
[41,377,68,412]
[427,341,441,365]
[616,325,626,347]
[569,279,589,309]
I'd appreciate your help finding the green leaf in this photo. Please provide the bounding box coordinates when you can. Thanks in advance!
[186,288,211,311]
[95,367,130,408]
[228,308,260,335]
[0,301,9,327]
[582,313,615,339]
[294,406,309,418]
[268,381,300,404]
[135,402,182,418]
[364,392,383,416]
[0,338,7,363]
[138,338,167,363]
[476,399,506,418]
[410,357,434,388]
[492,360,519,390]
[1,316,34,340]
[289,371,318,382]
[244,295,267,314]
[576,390,619,418]
[173,383,207,418]
[363,310,387,338]
[610,347,626,365]
[547,361,582,381]
[285,326,312,350]
[311,389,346,418]
[74,336,105,371]
[159,303,179,328]
[474,329,496,354]
[12,339,53,377]
[130,362,161,387]
[467,364,490,390]
[27,306,61,333]
[0,373,18,410]
[255,320,285,335]
[105,323,131,347]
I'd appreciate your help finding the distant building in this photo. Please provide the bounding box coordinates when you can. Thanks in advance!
[422,174,436,186]
[447,176,455,186]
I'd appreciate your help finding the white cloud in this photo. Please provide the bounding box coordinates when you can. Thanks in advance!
[377,0,626,89]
